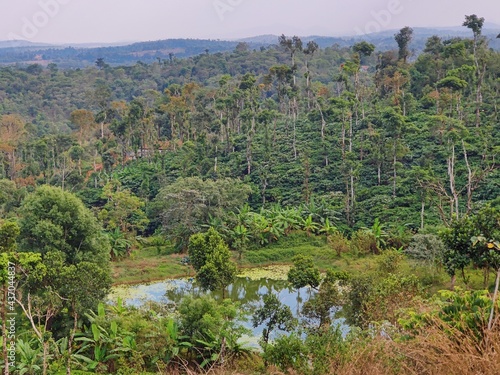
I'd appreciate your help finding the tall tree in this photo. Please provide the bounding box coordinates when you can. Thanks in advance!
[394,26,414,63]
[463,14,486,126]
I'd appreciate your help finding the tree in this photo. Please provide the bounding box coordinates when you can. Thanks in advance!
[188,228,237,296]
[230,224,250,261]
[463,14,485,40]
[381,107,407,197]
[95,58,108,70]
[98,180,149,235]
[0,114,25,179]
[0,220,20,375]
[278,34,302,85]
[155,177,251,251]
[287,255,321,291]
[18,185,110,265]
[353,41,375,62]
[440,206,500,291]
[302,270,349,329]
[178,295,247,366]
[15,183,113,374]
[463,14,486,127]
[394,26,414,63]
[252,293,296,346]
[70,109,96,146]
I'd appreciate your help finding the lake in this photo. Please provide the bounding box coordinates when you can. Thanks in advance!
[109,265,348,345]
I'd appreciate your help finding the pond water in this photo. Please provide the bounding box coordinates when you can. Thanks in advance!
[109,266,348,346]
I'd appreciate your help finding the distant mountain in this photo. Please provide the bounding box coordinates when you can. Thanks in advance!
[240,26,500,52]
[0,40,54,49]
[0,25,499,68]
[483,22,500,30]
[237,35,279,44]
[0,38,265,68]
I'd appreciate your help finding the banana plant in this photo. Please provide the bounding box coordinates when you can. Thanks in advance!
[16,338,43,375]
[77,303,136,372]
[108,297,127,316]
[107,227,133,260]
[301,214,319,236]
[364,218,388,250]
[53,336,94,372]
[75,322,121,371]
[319,217,337,238]
[230,224,250,260]
[151,318,191,365]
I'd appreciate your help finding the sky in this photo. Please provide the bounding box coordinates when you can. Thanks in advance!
[1,0,499,44]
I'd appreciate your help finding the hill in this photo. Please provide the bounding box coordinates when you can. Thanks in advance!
[0,25,499,68]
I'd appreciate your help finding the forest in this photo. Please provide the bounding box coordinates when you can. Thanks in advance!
[0,14,499,375]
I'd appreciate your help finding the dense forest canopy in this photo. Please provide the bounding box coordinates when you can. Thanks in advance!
[0,21,498,232]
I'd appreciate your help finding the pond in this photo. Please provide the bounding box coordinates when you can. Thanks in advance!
[109,266,348,346]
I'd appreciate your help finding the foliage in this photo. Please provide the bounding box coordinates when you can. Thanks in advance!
[302,270,350,329]
[0,18,499,374]
[405,233,446,267]
[155,177,251,251]
[287,254,321,290]
[99,180,149,235]
[252,293,297,346]
[377,249,404,274]
[178,295,248,366]
[188,227,237,294]
[345,273,422,328]
[18,185,110,265]
[262,333,308,373]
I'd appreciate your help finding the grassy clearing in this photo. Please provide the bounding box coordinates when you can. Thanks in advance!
[112,231,494,293]
[111,246,191,285]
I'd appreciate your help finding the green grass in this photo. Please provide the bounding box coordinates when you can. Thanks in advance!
[112,246,190,285]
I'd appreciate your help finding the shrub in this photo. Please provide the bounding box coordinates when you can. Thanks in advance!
[263,333,308,373]
[377,249,404,274]
[405,233,445,267]
[350,230,377,256]
[327,232,350,257]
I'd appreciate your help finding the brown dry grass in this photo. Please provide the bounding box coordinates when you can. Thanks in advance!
[398,325,500,375]
[337,321,500,375]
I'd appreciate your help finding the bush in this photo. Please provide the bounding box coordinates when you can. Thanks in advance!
[327,232,350,257]
[350,230,377,256]
[263,333,308,373]
[405,233,445,268]
[377,249,404,274]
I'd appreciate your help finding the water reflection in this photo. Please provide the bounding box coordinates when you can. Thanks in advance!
[110,276,347,342]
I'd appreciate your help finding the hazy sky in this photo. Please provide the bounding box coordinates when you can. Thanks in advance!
[1,0,499,44]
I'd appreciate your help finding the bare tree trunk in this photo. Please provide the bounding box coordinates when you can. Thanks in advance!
[292,98,297,160]
[488,268,500,330]
[377,162,381,186]
[67,311,78,375]
[393,141,397,198]
[447,142,459,220]
[462,140,473,214]
[421,200,425,230]
[246,116,255,175]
